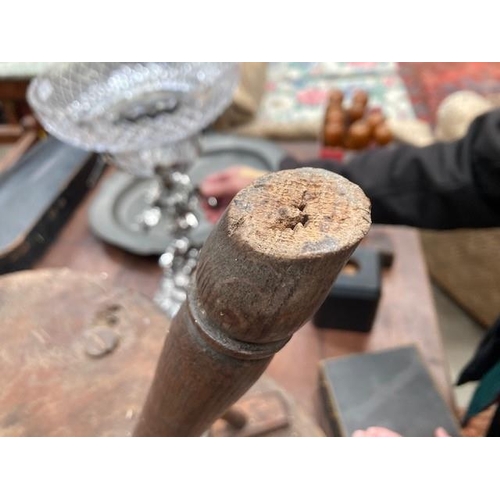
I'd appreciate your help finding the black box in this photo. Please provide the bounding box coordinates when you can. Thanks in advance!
[313,247,381,332]
[319,346,461,437]
[0,137,105,273]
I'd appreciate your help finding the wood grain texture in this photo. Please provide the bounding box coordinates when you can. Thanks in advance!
[0,269,324,436]
[0,269,168,436]
[134,168,371,436]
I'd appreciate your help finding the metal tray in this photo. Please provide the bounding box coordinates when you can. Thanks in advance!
[88,134,286,255]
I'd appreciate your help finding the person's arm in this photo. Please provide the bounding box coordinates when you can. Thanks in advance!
[200,110,500,229]
[281,110,500,229]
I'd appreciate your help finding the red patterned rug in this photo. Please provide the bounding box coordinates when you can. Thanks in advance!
[398,62,500,123]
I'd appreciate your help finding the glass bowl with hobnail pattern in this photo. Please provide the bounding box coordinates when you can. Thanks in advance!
[27,62,239,175]
[27,62,239,319]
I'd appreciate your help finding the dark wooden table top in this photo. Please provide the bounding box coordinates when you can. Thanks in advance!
[34,140,455,433]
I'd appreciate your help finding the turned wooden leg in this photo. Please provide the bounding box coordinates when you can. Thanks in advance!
[134,167,371,436]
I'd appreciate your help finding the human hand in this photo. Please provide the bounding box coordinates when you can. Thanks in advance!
[198,166,266,223]
[352,427,402,437]
[352,426,450,437]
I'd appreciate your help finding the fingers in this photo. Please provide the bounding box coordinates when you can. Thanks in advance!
[434,427,450,437]
[199,170,233,192]
[352,427,402,437]
[199,166,264,198]
[199,177,239,199]
[198,166,266,224]
[352,430,368,437]
[352,426,451,437]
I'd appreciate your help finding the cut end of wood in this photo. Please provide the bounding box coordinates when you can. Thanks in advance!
[194,167,372,343]
[227,167,371,259]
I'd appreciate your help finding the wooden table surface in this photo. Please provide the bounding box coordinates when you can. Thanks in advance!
[34,141,455,434]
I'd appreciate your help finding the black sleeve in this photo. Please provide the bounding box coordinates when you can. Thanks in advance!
[280,110,500,229]
[457,316,500,385]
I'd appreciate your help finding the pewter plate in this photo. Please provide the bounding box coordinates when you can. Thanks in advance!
[88,134,286,255]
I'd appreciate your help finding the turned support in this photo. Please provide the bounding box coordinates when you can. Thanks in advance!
[134,167,371,436]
